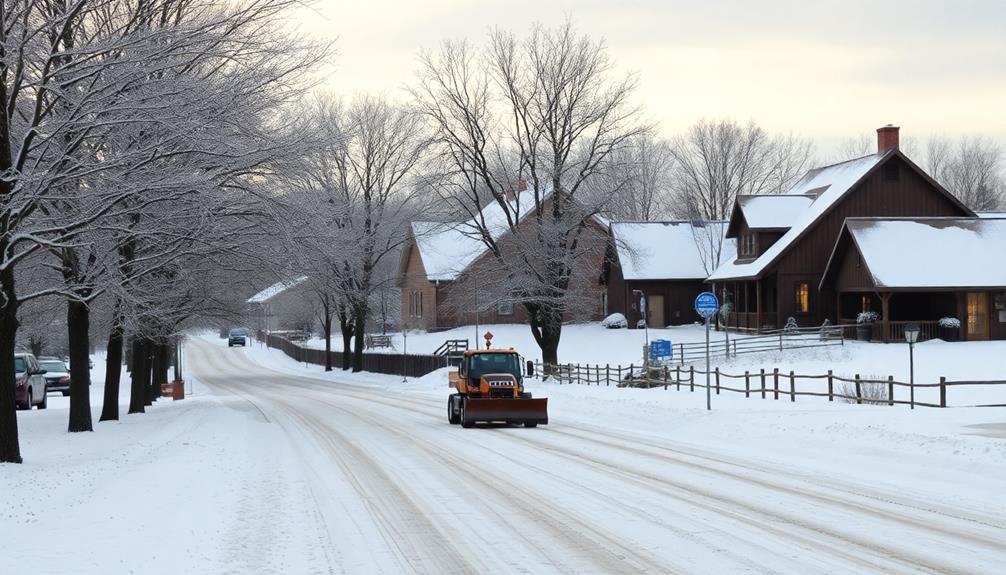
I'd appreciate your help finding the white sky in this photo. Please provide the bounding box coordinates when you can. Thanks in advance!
[289,0,1006,151]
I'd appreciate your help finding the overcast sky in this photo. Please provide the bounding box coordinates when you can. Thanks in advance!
[291,0,1006,152]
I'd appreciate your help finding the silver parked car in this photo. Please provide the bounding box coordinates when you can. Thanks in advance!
[38,357,71,397]
[14,352,48,410]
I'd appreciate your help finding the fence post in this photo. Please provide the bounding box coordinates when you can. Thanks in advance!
[887,375,894,406]
[779,332,783,352]
[855,374,862,405]
[827,370,834,402]
[664,366,668,390]
[689,365,695,392]
[732,340,737,357]
[773,368,779,400]
[744,371,750,398]
[675,365,680,391]
[617,365,622,384]
[940,377,946,408]
[760,368,766,399]
[789,370,796,402]
[715,368,720,395]
[679,343,684,366]
[606,364,610,387]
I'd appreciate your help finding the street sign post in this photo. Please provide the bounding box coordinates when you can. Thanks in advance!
[694,292,720,411]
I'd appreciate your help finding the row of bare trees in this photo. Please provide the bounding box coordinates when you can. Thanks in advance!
[1,0,324,463]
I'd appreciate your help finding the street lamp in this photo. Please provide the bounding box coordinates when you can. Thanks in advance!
[904,323,920,410]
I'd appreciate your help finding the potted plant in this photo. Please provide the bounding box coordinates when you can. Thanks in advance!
[856,311,879,341]
[938,316,961,341]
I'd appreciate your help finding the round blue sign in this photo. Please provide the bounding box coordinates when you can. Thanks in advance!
[694,291,720,319]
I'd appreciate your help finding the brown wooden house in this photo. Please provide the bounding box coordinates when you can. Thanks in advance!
[707,125,975,332]
[397,191,607,331]
[604,221,734,327]
[821,217,1006,341]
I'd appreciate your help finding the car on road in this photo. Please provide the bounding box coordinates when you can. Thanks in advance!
[228,328,249,347]
[14,352,48,410]
[38,357,71,396]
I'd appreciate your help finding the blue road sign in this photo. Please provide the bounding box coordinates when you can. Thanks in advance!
[694,291,720,319]
[649,339,672,362]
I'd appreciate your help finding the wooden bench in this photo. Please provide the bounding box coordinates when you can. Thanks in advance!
[366,334,394,349]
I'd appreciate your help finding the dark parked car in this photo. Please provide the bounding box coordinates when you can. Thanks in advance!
[228,328,249,347]
[38,357,71,396]
[14,352,48,410]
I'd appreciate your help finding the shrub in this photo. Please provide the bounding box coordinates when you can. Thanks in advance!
[601,313,628,329]
[837,374,890,405]
[938,316,960,329]
[856,311,879,324]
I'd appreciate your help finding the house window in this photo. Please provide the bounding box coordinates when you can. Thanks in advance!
[794,282,810,313]
[410,291,423,318]
[496,300,513,316]
[861,295,871,313]
[740,233,757,257]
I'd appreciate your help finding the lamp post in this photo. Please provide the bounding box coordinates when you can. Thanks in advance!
[904,323,920,409]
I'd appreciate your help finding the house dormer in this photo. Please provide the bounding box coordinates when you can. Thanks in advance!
[726,194,814,262]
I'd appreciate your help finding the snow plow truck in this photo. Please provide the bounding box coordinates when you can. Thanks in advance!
[447,348,548,428]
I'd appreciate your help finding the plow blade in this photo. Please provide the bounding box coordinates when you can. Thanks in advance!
[463,397,548,426]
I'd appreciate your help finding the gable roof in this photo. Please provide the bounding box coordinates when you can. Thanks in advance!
[408,188,544,282]
[732,194,814,233]
[247,276,308,304]
[708,149,975,282]
[823,217,1006,290]
[612,221,735,281]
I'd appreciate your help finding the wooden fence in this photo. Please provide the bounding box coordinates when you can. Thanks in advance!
[533,361,1006,408]
[261,333,447,378]
[657,325,845,365]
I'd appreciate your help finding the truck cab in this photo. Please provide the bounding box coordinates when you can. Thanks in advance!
[447,349,547,428]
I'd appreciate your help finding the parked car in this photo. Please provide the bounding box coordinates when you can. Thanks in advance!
[228,328,249,347]
[38,357,71,397]
[14,352,48,410]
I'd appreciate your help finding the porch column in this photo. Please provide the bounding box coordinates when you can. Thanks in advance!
[756,280,762,332]
[879,292,892,343]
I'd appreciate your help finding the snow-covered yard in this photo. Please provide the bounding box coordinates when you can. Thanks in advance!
[298,321,1006,406]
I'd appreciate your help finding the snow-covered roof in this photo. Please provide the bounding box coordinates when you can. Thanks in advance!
[612,221,735,281]
[977,211,1006,219]
[708,152,889,281]
[246,276,308,304]
[844,218,1006,289]
[737,195,813,229]
[411,189,542,282]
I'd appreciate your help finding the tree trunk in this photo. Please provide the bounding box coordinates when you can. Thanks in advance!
[99,304,125,422]
[67,299,93,433]
[322,299,333,372]
[352,305,367,372]
[29,335,43,357]
[339,312,353,371]
[528,303,563,372]
[0,271,23,463]
[153,343,169,386]
[142,339,154,407]
[128,338,146,414]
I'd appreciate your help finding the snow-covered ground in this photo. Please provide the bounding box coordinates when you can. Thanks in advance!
[4,334,1005,573]
[302,321,1006,406]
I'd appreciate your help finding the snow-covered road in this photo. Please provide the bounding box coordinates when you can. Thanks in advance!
[186,338,1006,574]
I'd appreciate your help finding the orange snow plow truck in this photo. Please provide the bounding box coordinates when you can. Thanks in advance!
[447,348,548,428]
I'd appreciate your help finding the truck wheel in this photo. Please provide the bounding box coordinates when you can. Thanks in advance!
[520,392,532,399]
[447,394,461,424]
[524,421,538,428]
[460,398,474,428]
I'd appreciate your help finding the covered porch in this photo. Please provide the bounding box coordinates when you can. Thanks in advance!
[838,290,999,342]
[716,278,778,333]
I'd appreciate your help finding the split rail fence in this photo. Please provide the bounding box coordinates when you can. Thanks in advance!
[533,361,1006,409]
[661,325,845,365]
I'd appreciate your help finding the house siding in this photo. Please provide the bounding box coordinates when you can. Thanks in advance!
[399,239,439,330]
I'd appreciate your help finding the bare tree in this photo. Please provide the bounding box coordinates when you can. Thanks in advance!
[668,119,814,220]
[926,136,1004,211]
[589,133,674,221]
[414,22,643,368]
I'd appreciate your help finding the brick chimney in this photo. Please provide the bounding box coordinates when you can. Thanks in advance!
[877,124,900,154]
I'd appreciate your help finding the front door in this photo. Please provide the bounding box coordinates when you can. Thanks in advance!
[967,292,990,340]
[647,294,665,328]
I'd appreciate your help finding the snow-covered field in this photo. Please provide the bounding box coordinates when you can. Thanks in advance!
[4,334,1005,573]
[303,321,1006,406]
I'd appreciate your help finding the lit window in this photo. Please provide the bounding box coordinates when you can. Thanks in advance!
[795,282,810,313]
